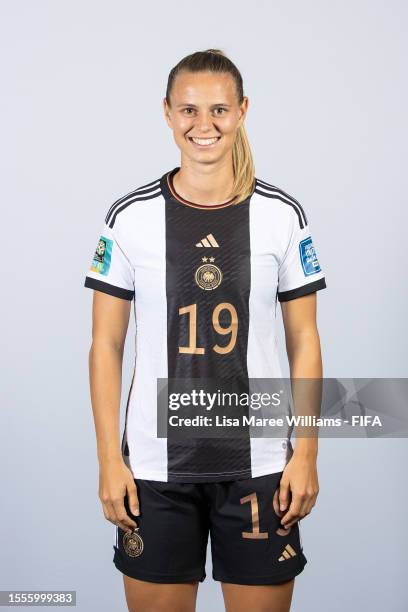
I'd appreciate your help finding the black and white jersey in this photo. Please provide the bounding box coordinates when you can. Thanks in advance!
[84,167,327,482]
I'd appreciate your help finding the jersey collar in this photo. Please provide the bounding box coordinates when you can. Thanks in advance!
[160,167,240,210]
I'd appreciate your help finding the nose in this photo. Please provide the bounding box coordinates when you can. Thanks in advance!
[193,110,215,133]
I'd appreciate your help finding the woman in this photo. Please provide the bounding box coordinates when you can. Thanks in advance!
[84,49,326,612]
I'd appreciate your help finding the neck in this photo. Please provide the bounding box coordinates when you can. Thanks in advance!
[173,157,235,205]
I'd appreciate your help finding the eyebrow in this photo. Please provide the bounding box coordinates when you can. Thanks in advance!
[175,103,231,108]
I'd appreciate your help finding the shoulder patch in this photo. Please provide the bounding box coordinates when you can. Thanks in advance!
[90,235,113,275]
[299,236,321,276]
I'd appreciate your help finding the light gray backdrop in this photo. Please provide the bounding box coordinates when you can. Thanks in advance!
[1,0,407,610]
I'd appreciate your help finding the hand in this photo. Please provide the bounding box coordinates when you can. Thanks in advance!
[273,453,319,530]
[98,457,140,533]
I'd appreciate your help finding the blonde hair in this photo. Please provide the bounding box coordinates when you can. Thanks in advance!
[165,48,255,205]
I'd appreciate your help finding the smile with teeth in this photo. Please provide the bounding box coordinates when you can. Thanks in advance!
[189,136,221,146]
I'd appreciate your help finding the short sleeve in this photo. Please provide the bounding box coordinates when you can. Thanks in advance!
[84,221,135,301]
[277,208,327,302]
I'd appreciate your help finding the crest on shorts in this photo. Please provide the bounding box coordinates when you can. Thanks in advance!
[195,257,222,290]
[90,235,113,276]
[123,527,144,557]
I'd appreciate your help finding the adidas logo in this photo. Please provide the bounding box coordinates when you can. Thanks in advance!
[195,233,219,248]
[278,544,297,562]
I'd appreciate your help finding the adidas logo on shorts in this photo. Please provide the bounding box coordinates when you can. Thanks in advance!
[278,544,297,562]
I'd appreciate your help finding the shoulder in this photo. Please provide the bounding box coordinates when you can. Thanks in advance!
[104,175,163,229]
[253,176,308,230]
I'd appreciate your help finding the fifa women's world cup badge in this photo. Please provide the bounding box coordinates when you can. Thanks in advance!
[90,235,113,276]
[195,256,223,290]
[94,238,106,262]
[123,526,144,557]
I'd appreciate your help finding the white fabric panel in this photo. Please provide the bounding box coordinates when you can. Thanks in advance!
[247,194,292,476]
[115,195,169,480]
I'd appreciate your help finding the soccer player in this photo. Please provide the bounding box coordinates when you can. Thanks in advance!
[84,49,326,612]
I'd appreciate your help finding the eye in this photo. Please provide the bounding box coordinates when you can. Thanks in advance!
[214,107,227,115]
[182,107,195,115]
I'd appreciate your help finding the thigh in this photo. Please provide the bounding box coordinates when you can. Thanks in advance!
[113,478,209,585]
[123,575,199,612]
[208,472,307,586]
[221,579,295,612]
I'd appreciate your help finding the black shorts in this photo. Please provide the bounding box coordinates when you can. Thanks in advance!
[113,471,307,586]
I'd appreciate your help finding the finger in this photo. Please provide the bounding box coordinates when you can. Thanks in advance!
[303,496,317,516]
[280,501,302,528]
[273,488,282,516]
[299,491,318,518]
[101,499,117,523]
[102,501,130,532]
[127,481,140,517]
[300,497,313,518]
[282,516,300,530]
[278,481,291,512]
[112,497,137,531]
[297,496,312,519]
[101,502,112,522]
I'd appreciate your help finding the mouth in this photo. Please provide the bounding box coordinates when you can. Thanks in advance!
[188,136,221,148]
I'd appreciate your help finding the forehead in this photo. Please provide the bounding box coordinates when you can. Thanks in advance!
[171,70,238,104]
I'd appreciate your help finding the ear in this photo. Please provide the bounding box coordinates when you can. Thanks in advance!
[163,97,172,128]
[237,96,249,128]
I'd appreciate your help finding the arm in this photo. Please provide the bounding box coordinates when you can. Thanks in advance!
[282,290,322,457]
[273,292,321,529]
[88,290,139,533]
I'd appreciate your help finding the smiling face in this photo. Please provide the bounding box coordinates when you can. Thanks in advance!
[164,70,248,165]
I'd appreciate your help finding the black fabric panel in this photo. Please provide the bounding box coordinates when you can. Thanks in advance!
[165,197,252,482]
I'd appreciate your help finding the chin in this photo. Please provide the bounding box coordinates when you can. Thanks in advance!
[191,153,224,165]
